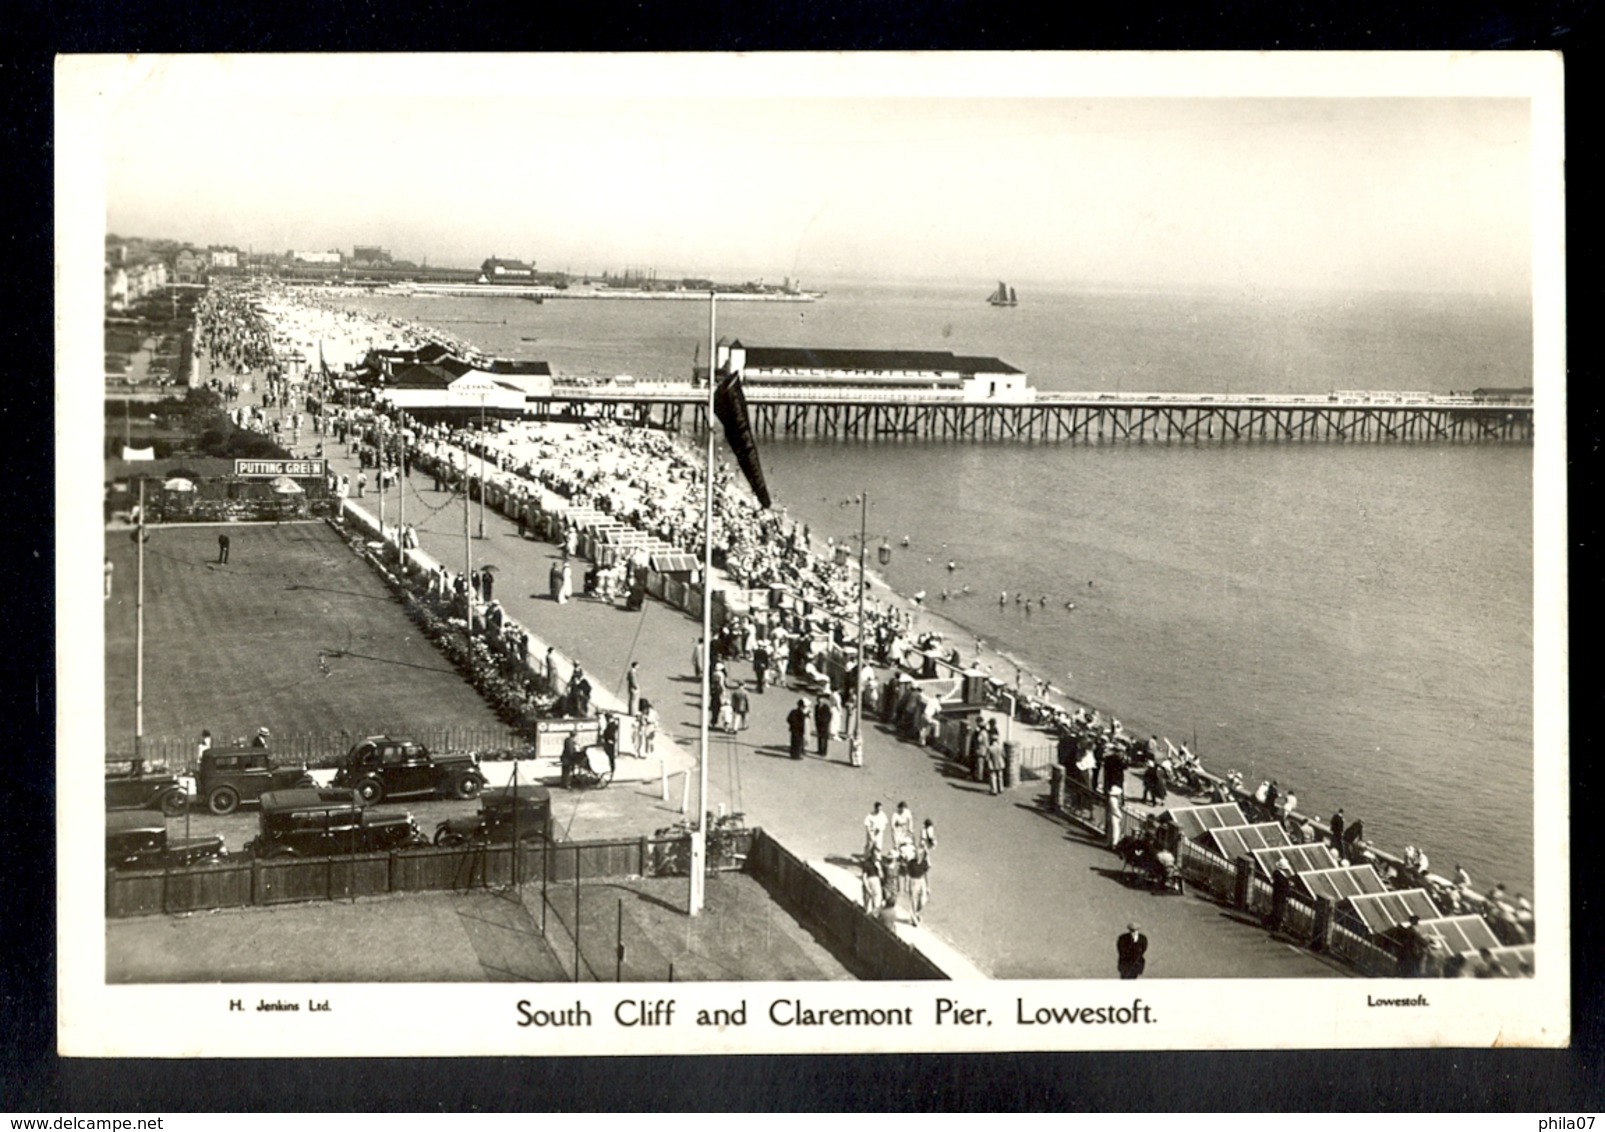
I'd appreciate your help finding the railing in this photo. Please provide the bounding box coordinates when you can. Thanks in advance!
[1047,767,1405,977]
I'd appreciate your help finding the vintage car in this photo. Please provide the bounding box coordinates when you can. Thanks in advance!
[330,735,487,804]
[246,788,428,858]
[433,783,553,847]
[106,811,226,870]
[197,746,316,814]
[105,767,188,816]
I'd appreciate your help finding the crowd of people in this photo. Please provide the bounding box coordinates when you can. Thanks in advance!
[861,800,937,928]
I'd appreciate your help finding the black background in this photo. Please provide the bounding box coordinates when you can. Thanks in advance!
[4,2,1596,1112]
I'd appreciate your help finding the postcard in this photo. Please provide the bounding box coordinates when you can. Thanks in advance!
[57,51,1567,1056]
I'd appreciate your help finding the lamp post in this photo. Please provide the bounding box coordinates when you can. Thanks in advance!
[134,477,145,770]
[850,491,867,768]
[477,391,488,540]
[689,292,716,917]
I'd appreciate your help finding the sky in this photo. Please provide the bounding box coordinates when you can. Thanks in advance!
[92,55,1541,294]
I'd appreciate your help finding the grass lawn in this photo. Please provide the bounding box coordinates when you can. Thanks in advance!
[104,520,504,760]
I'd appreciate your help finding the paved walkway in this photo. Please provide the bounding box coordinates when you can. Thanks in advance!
[319,435,1339,980]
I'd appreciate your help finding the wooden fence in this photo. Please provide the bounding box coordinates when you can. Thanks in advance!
[744,829,947,981]
[106,834,684,919]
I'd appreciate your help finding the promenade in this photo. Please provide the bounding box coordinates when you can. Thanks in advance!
[325,437,1339,980]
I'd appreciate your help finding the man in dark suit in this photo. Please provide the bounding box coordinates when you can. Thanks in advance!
[1117,921,1149,979]
[787,700,808,760]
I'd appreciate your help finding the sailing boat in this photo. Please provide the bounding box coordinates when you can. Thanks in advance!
[988,281,1018,307]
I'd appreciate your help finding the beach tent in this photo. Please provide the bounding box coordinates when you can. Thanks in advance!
[1417,914,1503,955]
[1164,803,1250,842]
[1341,888,1442,935]
[1202,822,1291,860]
[1476,944,1535,974]
[649,552,699,581]
[1250,843,1340,877]
[1295,864,1388,903]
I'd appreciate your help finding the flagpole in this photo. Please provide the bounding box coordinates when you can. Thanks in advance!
[690,292,715,915]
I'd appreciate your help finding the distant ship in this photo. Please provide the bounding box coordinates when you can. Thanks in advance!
[988,281,1018,307]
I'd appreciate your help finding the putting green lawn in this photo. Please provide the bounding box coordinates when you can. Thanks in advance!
[104,520,503,759]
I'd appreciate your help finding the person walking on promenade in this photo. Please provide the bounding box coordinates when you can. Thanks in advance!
[730,682,750,733]
[986,737,1006,796]
[357,469,367,497]
[625,661,640,717]
[1117,922,1149,979]
[601,713,619,774]
[217,533,230,564]
[814,696,834,758]
[558,560,573,604]
[104,557,113,600]
[636,699,658,758]
[196,729,213,765]
[861,853,884,914]
[692,638,704,679]
[891,801,915,846]
[907,847,932,926]
[864,801,889,858]
[1329,808,1346,852]
[752,642,770,694]
[787,700,808,760]
[561,732,580,790]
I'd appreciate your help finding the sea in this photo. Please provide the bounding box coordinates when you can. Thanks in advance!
[336,279,1537,895]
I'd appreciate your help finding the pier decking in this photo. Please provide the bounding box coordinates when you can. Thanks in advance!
[542,383,1535,443]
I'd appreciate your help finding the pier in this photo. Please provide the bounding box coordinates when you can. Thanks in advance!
[543,383,1535,444]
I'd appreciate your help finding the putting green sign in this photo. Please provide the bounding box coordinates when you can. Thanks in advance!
[234,459,328,477]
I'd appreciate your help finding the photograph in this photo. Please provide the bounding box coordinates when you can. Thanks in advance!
[56,51,1568,1057]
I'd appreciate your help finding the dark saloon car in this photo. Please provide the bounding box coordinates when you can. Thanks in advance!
[331,735,487,804]
[106,811,226,870]
[434,783,553,846]
[105,768,188,816]
[197,747,316,814]
[246,788,427,858]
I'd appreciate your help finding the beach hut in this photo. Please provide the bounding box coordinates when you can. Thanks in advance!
[1250,843,1340,877]
[1202,822,1291,860]
[649,551,699,584]
[1164,802,1250,842]
[1340,888,1443,936]
[1294,864,1388,903]
[1417,914,1503,956]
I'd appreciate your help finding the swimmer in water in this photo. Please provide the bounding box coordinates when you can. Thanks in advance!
[1039,595,1047,606]
[901,535,911,547]
[940,589,949,601]
[999,591,1007,606]
[1065,601,1077,611]
[947,561,956,572]
[1015,592,1023,604]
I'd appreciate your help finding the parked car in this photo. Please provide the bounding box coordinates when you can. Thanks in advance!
[197,746,315,814]
[246,788,428,858]
[106,811,226,870]
[434,783,553,846]
[105,768,188,816]
[331,735,487,804]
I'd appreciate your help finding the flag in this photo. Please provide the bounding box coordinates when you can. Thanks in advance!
[713,369,770,508]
